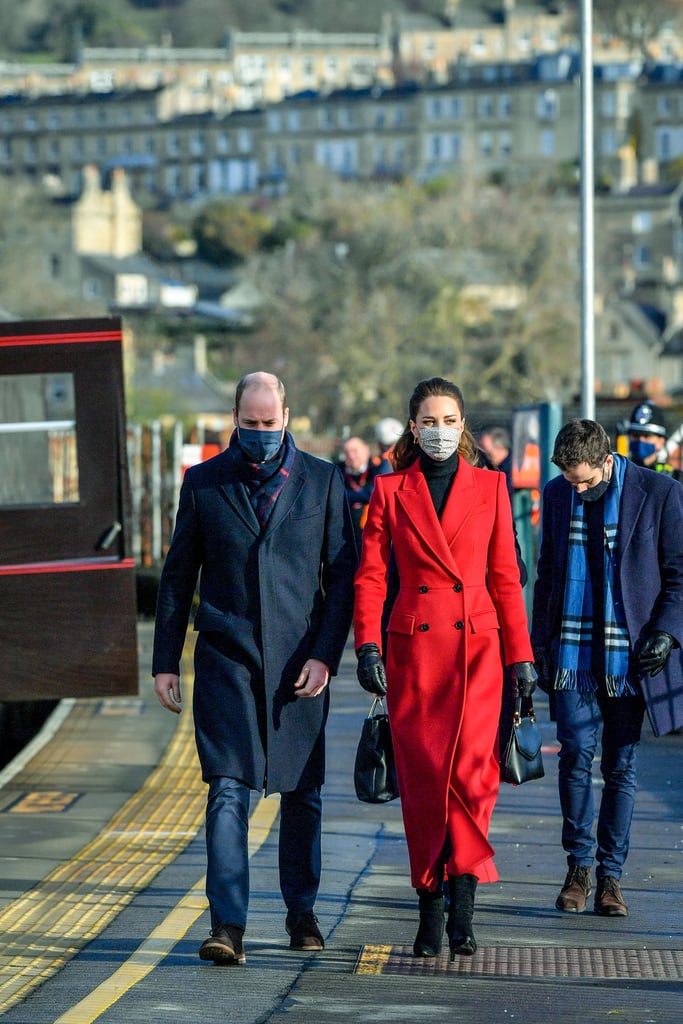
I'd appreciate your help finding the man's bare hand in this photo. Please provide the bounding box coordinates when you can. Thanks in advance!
[294,659,330,698]
[154,672,182,713]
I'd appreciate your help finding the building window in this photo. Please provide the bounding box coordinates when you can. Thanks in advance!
[83,278,102,300]
[451,133,463,159]
[536,89,558,120]
[633,243,650,269]
[237,129,251,153]
[338,107,353,129]
[266,110,281,132]
[632,212,652,234]
[24,114,38,131]
[540,129,555,156]
[601,128,618,156]
[656,95,675,117]
[324,56,338,79]
[498,94,512,118]
[426,97,443,120]
[394,106,404,127]
[479,132,493,158]
[450,97,463,118]
[286,110,300,131]
[215,131,230,154]
[302,56,315,81]
[601,91,616,117]
[190,130,205,155]
[319,108,334,129]
[500,131,512,158]
[167,133,180,156]
[0,139,11,160]
[423,38,436,59]
[477,95,494,119]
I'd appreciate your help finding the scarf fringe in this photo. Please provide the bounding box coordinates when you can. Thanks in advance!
[555,668,637,697]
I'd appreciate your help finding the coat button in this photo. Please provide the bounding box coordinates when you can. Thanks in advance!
[454,621,464,630]
[418,623,430,631]
[453,583,462,592]
[419,585,429,593]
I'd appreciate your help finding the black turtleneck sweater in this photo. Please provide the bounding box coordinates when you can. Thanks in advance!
[419,449,459,519]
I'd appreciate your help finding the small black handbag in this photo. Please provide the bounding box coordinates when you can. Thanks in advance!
[353,697,399,803]
[500,694,545,785]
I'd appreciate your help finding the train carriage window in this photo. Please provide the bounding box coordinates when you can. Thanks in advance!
[0,372,79,506]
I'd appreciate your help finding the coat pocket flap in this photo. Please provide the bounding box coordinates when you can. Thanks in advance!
[387,611,416,636]
[468,608,500,633]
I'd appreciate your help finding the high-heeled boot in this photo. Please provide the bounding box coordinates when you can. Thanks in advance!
[413,888,445,957]
[446,874,478,958]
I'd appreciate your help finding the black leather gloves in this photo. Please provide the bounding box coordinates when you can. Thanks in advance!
[638,631,675,676]
[508,661,538,698]
[356,643,387,696]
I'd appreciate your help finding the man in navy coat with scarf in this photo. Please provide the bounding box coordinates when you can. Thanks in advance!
[153,372,357,965]
[532,419,683,919]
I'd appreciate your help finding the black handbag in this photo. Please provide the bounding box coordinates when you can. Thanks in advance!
[500,694,545,785]
[353,697,399,803]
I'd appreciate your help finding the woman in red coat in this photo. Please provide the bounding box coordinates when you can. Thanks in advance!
[354,378,536,960]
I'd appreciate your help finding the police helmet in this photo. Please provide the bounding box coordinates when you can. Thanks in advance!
[375,417,403,446]
[626,401,668,438]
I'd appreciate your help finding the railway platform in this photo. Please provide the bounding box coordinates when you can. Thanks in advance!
[0,621,681,1024]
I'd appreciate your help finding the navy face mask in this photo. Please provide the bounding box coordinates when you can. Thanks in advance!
[578,478,610,502]
[629,439,657,465]
[237,427,283,463]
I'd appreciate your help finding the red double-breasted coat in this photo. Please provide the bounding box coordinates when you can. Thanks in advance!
[354,458,533,890]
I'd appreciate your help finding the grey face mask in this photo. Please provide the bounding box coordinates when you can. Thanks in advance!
[417,426,461,461]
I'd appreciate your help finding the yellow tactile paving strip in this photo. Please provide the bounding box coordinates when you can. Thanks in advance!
[355,944,683,980]
[0,666,209,1014]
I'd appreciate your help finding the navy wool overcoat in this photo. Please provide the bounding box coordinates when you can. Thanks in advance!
[152,443,358,794]
[531,458,683,737]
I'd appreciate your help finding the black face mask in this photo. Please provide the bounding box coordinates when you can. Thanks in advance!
[578,478,610,503]
[577,458,612,503]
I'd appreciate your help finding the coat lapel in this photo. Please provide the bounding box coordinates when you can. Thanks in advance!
[617,460,648,559]
[396,461,464,577]
[217,450,260,535]
[439,458,482,548]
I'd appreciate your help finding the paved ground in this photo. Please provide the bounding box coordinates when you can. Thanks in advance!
[1,622,682,1024]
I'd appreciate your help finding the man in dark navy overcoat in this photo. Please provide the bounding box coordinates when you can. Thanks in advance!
[532,419,683,921]
[153,372,357,964]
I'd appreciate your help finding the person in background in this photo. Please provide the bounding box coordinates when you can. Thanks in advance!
[626,401,683,482]
[354,376,536,961]
[478,426,514,495]
[153,372,357,965]
[374,416,403,471]
[532,419,683,920]
[342,435,386,548]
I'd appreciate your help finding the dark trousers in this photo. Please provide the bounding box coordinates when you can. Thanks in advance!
[555,689,645,879]
[205,776,322,931]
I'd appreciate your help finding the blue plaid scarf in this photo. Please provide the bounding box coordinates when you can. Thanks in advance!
[231,429,296,530]
[555,453,636,697]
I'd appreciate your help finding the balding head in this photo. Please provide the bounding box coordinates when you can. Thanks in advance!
[235,371,286,413]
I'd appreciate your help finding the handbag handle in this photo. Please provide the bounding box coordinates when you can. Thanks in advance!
[512,693,536,726]
[368,696,387,717]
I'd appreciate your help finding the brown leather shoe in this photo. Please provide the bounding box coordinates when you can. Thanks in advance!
[286,911,325,950]
[594,876,629,917]
[199,924,246,965]
[555,865,592,912]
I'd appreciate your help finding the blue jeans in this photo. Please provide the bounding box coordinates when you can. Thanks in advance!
[555,689,645,879]
[205,777,322,931]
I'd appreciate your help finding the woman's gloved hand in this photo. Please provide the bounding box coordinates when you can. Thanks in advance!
[508,661,538,698]
[356,643,387,696]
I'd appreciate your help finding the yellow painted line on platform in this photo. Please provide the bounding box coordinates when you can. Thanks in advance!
[0,653,209,1015]
[53,793,280,1024]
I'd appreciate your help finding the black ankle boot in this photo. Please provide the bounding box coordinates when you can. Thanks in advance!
[413,888,445,957]
[446,874,478,958]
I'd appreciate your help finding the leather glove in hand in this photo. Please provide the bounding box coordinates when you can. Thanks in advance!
[356,643,387,696]
[508,661,538,698]
[638,631,675,676]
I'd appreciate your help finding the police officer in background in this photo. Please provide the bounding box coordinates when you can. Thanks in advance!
[626,401,683,483]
